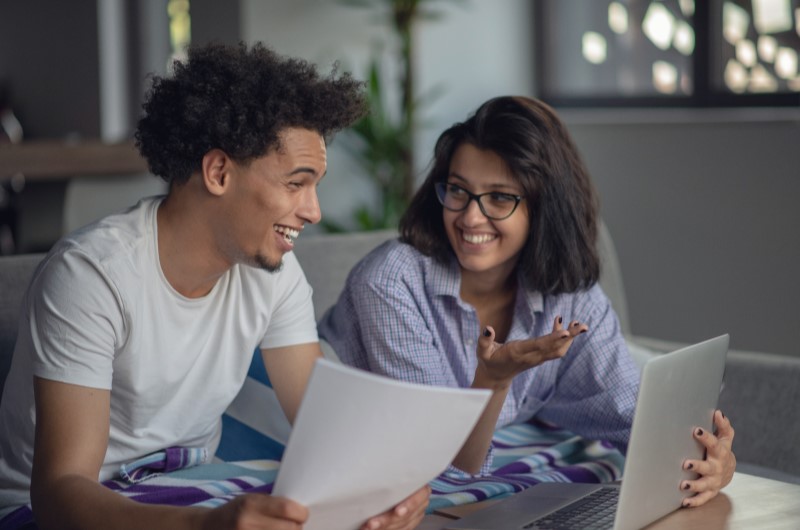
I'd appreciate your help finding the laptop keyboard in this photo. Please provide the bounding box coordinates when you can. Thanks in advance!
[523,487,619,530]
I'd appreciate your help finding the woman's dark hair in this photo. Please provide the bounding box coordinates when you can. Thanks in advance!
[135,42,367,185]
[400,96,600,295]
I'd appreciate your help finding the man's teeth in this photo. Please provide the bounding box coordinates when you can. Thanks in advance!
[275,226,300,242]
[463,233,496,244]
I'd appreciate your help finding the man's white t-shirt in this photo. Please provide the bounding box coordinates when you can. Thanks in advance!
[0,196,318,511]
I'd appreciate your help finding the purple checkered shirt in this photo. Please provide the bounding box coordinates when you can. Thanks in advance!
[318,239,639,474]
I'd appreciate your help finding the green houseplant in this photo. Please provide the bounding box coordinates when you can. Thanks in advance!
[325,0,463,232]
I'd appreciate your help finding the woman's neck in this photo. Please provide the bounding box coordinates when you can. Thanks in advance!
[460,265,518,342]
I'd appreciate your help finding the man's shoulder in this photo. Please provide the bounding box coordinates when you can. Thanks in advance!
[38,197,161,288]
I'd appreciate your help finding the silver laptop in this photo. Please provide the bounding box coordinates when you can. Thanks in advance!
[443,334,729,530]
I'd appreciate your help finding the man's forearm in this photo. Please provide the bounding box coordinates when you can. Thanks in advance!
[32,474,206,530]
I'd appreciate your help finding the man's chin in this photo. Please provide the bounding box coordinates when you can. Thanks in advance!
[255,254,283,273]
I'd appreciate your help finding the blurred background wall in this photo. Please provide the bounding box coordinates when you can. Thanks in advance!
[0,0,797,358]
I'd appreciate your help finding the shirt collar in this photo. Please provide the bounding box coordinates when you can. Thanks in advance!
[424,252,545,320]
[425,252,462,298]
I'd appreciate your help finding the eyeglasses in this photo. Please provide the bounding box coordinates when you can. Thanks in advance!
[434,181,523,220]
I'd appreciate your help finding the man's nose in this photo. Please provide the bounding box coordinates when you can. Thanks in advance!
[299,187,322,225]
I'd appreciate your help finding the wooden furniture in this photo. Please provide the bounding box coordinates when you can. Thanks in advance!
[419,472,800,529]
[0,139,146,180]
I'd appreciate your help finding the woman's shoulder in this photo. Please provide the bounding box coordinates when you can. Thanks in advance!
[542,283,614,317]
[352,238,428,282]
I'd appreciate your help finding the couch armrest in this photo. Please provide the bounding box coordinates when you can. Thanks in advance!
[718,349,800,478]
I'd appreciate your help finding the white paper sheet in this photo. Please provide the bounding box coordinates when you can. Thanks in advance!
[272,358,491,530]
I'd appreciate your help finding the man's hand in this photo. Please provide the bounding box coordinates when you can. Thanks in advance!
[200,493,308,530]
[359,485,431,530]
[476,316,588,387]
[679,410,736,508]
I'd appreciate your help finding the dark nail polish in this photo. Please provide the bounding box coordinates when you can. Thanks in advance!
[720,410,726,419]
[483,328,491,337]
[686,462,693,470]
[683,483,690,490]
[696,428,704,436]
[682,501,689,508]
[558,316,562,324]
[580,329,587,334]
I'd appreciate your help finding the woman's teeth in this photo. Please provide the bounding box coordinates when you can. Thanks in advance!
[463,233,496,244]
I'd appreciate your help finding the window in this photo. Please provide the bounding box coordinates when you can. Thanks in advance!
[534,0,800,107]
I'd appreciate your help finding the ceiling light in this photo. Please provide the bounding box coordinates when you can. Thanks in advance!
[736,39,757,67]
[652,60,678,93]
[723,2,750,45]
[775,47,798,79]
[724,59,748,93]
[752,0,793,34]
[609,2,628,34]
[673,21,695,55]
[758,35,779,62]
[582,31,608,64]
[643,3,675,50]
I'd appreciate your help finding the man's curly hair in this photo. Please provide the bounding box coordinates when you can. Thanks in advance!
[135,42,367,185]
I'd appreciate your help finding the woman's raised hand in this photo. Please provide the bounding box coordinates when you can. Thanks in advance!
[475,316,588,387]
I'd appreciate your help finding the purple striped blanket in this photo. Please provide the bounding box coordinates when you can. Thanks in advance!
[0,421,623,529]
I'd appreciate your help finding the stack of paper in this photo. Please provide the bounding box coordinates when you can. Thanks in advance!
[273,358,491,530]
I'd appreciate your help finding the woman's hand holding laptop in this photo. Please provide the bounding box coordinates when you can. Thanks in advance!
[680,409,736,508]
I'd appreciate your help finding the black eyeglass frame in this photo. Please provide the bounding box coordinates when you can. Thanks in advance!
[434,181,523,221]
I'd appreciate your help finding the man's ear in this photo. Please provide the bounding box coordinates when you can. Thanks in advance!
[201,149,232,196]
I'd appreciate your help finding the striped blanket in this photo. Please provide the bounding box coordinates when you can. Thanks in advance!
[0,420,623,529]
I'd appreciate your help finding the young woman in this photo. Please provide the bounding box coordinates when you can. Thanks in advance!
[318,96,735,507]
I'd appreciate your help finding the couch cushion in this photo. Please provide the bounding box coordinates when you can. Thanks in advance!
[292,229,397,319]
[0,253,45,401]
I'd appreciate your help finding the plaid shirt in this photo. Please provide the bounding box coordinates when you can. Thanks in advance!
[318,239,639,474]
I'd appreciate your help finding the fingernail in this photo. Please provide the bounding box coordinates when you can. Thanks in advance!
[682,501,690,508]
[396,505,408,517]
[557,316,562,324]
[686,462,693,470]
[683,483,690,490]
[696,428,704,436]
[483,328,491,337]
[720,410,726,419]
[580,329,587,334]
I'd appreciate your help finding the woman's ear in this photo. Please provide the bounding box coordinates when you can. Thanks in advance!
[201,149,231,196]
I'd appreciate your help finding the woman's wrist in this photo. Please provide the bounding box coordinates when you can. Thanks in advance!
[472,365,512,392]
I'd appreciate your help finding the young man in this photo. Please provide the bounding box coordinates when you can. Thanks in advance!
[0,42,429,530]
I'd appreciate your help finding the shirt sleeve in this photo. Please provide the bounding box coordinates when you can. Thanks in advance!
[339,271,453,387]
[29,249,124,390]
[535,286,640,452]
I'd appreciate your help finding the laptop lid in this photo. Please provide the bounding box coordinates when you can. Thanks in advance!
[443,334,729,530]
[614,334,728,529]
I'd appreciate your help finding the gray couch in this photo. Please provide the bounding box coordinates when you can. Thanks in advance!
[2,227,799,484]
